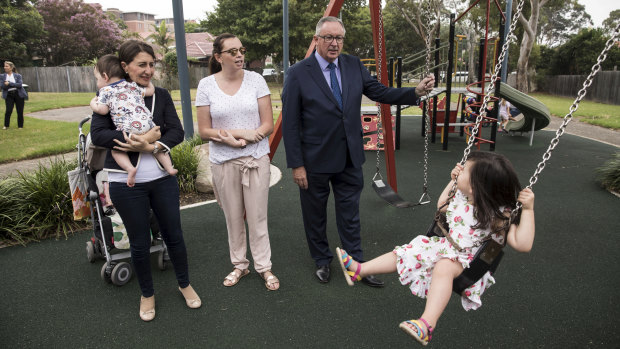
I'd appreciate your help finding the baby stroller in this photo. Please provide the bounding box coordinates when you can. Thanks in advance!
[74,116,169,286]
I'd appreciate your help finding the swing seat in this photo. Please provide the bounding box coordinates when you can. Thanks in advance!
[426,217,504,295]
[373,179,431,208]
[372,179,416,208]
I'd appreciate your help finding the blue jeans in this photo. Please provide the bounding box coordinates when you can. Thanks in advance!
[110,175,189,297]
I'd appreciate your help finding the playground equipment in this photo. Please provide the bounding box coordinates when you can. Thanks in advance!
[499,82,551,145]
[370,0,435,209]
[433,1,619,295]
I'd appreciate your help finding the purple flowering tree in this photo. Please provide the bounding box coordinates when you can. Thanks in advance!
[36,0,123,66]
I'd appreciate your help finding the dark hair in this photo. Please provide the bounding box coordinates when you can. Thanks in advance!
[208,33,237,74]
[467,151,522,230]
[95,54,124,80]
[118,40,156,78]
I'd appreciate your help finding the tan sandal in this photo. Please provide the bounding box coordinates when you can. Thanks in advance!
[260,270,280,291]
[223,268,249,287]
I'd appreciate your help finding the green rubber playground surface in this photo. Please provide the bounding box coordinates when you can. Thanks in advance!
[1,117,618,348]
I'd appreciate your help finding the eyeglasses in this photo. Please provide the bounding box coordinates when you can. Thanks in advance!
[221,47,247,56]
[317,35,345,44]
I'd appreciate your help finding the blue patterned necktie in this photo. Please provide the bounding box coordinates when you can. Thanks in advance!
[327,62,343,109]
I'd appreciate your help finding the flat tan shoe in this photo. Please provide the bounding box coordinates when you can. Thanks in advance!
[223,268,249,287]
[179,285,201,309]
[139,295,155,322]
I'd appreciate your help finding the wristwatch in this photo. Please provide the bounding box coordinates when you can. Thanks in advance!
[152,143,160,154]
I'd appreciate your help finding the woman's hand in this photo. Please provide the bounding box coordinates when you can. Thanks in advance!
[450,163,464,181]
[113,131,153,153]
[240,129,265,143]
[212,129,247,148]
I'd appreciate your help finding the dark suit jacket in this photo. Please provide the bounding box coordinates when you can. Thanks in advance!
[1,73,28,100]
[282,52,420,173]
[90,87,184,172]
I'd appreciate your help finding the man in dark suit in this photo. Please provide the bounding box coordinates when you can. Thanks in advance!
[282,16,434,285]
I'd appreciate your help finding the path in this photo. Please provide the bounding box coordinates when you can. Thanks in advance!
[0,105,617,179]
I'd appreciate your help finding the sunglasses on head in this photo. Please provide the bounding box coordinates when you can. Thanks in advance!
[221,47,247,56]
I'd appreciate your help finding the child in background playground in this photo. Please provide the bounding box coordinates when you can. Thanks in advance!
[336,151,536,345]
[90,54,177,187]
[463,95,476,122]
[499,98,516,133]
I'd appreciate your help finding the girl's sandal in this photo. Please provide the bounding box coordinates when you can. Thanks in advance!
[336,247,362,286]
[399,318,434,346]
[260,270,280,291]
[223,268,249,287]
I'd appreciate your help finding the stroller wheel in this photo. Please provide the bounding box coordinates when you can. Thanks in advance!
[101,263,112,284]
[158,250,167,271]
[86,241,96,263]
[111,262,133,286]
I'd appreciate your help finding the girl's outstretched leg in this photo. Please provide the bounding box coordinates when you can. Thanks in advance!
[336,247,397,286]
[400,258,463,344]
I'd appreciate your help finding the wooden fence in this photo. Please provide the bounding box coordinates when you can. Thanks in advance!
[18,66,212,93]
[545,71,620,105]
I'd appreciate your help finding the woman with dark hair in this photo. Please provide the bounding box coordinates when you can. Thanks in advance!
[90,40,201,321]
[196,33,279,291]
[1,61,28,129]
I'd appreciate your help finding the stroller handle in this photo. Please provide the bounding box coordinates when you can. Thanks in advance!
[79,116,91,129]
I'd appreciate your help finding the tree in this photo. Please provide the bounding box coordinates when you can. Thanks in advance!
[549,28,620,75]
[184,21,204,33]
[0,0,45,66]
[602,9,620,35]
[36,0,123,66]
[384,0,443,46]
[537,0,592,47]
[515,0,551,92]
[202,0,371,66]
[382,1,427,64]
[148,21,173,56]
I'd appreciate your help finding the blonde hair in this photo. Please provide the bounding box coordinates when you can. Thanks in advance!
[4,61,16,73]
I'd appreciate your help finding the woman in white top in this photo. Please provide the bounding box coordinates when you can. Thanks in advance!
[1,61,28,129]
[196,33,278,291]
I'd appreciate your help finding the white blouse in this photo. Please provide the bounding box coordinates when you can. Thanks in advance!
[195,70,271,164]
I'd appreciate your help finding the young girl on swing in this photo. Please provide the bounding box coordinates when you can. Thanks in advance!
[336,151,536,345]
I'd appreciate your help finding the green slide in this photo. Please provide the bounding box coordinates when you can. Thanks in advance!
[498,82,551,132]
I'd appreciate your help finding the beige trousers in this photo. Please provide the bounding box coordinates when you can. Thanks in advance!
[211,155,272,273]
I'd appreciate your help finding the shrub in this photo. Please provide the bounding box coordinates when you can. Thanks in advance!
[171,136,203,193]
[596,152,620,193]
[0,178,36,245]
[0,158,85,245]
[18,158,84,240]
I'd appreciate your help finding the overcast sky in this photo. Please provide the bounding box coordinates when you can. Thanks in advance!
[84,0,617,27]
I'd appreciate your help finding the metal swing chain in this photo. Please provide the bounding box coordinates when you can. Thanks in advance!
[510,21,620,216]
[417,0,436,203]
[447,0,526,199]
[374,1,386,179]
[373,0,434,205]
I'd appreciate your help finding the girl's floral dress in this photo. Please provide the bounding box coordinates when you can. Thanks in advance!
[394,190,505,310]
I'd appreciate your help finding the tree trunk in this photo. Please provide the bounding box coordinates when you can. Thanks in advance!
[516,0,549,92]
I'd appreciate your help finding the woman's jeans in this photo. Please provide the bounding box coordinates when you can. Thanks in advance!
[4,91,24,128]
[110,175,189,297]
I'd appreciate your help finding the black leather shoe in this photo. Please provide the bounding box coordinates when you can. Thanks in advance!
[361,275,384,287]
[315,265,330,283]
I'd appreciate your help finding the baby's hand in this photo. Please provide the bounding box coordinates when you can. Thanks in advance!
[518,188,535,210]
[450,163,464,180]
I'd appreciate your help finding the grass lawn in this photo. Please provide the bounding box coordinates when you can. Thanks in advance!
[1,86,617,163]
